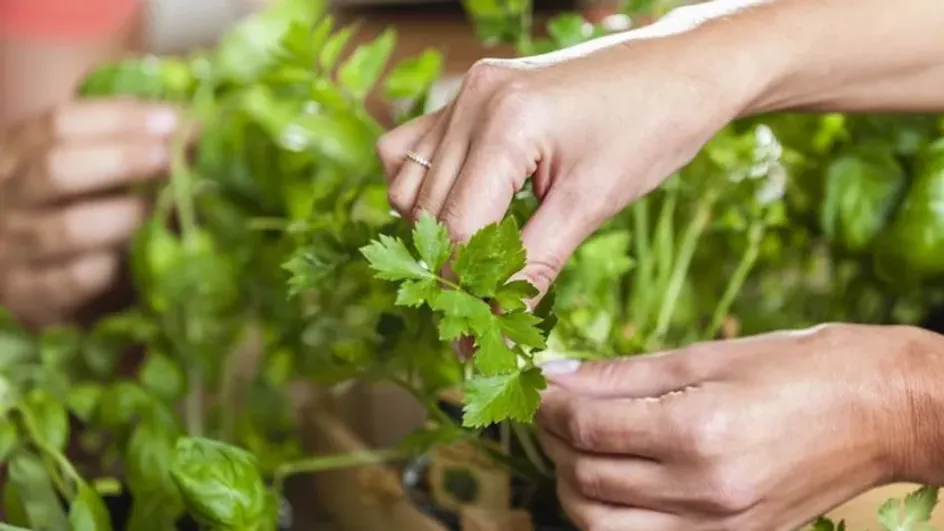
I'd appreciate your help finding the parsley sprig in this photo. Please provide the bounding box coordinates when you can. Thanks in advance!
[361,212,551,428]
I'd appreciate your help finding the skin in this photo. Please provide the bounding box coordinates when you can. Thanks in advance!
[0,10,183,328]
[376,0,944,528]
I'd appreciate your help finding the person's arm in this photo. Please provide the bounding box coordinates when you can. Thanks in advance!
[0,0,142,129]
[642,0,944,114]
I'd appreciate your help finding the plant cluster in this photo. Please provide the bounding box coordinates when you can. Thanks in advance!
[1,0,944,529]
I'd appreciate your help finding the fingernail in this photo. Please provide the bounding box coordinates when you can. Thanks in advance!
[147,109,178,135]
[538,359,581,376]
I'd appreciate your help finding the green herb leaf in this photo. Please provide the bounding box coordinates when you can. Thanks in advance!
[22,389,68,451]
[69,485,114,531]
[546,13,590,48]
[493,280,539,312]
[338,28,396,100]
[171,437,269,529]
[139,352,185,401]
[361,234,434,281]
[462,368,546,427]
[453,217,526,297]
[498,312,546,350]
[877,485,939,531]
[7,451,69,530]
[66,384,103,422]
[384,49,443,101]
[414,211,454,274]
[0,421,17,465]
[320,24,357,72]
[395,279,438,307]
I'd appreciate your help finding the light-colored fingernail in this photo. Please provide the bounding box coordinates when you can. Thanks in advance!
[538,359,581,376]
[147,109,178,135]
[72,253,117,289]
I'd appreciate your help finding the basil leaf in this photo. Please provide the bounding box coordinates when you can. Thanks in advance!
[7,451,69,530]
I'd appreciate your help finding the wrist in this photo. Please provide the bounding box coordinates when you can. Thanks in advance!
[877,325,944,485]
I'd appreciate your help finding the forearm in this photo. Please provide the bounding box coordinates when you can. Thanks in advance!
[665,0,944,114]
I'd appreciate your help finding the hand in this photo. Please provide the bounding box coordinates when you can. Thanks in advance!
[536,324,943,531]
[376,22,761,299]
[0,99,180,327]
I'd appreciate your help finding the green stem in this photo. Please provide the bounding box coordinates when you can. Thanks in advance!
[629,198,652,322]
[649,193,716,347]
[510,422,550,477]
[272,448,407,494]
[19,407,85,500]
[707,222,764,338]
[389,377,457,429]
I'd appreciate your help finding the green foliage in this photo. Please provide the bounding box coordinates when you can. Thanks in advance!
[1,0,943,528]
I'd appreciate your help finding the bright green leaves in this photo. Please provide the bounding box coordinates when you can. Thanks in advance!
[363,215,553,427]
[414,212,453,274]
[215,0,325,83]
[877,486,939,531]
[809,517,845,531]
[139,352,185,402]
[338,29,396,100]
[453,218,526,298]
[7,451,69,531]
[462,368,546,427]
[384,49,443,101]
[21,389,68,452]
[126,416,183,528]
[820,149,905,252]
[171,437,270,530]
[362,234,436,281]
[68,485,113,531]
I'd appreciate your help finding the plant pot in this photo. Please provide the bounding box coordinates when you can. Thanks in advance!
[402,453,577,531]
[96,487,293,531]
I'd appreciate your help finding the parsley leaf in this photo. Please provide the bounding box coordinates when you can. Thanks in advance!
[499,312,547,350]
[396,279,438,307]
[462,368,546,428]
[414,211,453,273]
[493,280,539,312]
[453,218,526,297]
[361,234,433,281]
[877,485,939,531]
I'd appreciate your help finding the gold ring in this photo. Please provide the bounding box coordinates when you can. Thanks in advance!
[405,150,432,169]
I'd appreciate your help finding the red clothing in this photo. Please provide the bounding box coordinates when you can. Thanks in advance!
[0,0,140,41]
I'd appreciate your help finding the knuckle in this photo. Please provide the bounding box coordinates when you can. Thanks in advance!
[375,134,398,169]
[677,408,730,459]
[386,188,413,217]
[571,458,604,499]
[564,403,597,450]
[489,80,533,121]
[522,257,563,292]
[703,465,757,514]
[463,59,506,93]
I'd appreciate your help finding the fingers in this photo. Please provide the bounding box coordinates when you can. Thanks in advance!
[537,389,671,457]
[539,428,680,509]
[15,139,170,203]
[512,185,602,300]
[1,197,146,264]
[539,348,720,398]
[377,110,441,179]
[557,481,683,531]
[387,113,452,219]
[1,251,120,326]
[44,99,179,142]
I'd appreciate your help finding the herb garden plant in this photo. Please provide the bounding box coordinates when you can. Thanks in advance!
[1,0,943,530]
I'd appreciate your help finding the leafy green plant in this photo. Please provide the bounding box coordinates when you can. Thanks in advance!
[2,0,943,529]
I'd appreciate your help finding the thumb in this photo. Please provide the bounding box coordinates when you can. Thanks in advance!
[514,186,600,304]
[538,348,717,399]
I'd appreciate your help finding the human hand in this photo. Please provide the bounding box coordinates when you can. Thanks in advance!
[536,324,943,531]
[376,19,763,299]
[0,99,180,327]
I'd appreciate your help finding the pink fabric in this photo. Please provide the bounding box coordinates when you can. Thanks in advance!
[0,0,140,41]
